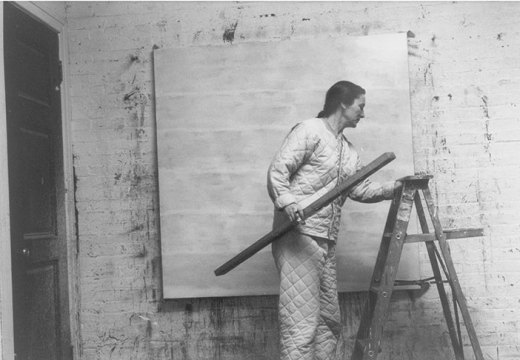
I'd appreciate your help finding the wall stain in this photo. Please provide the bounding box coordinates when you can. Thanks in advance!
[423,63,434,87]
[407,40,419,57]
[123,87,140,102]
[123,87,148,126]
[124,52,142,71]
[460,15,470,27]
[481,95,490,118]
[134,244,147,258]
[479,93,493,162]
[361,24,370,35]
[157,19,167,32]
[72,158,81,256]
[440,136,451,154]
[420,4,430,19]
[151,255,162,301]
[131,223,145,232]
[193,30,203,41]
[223,21,238,43]
[128,314,154,358]
[484,119,492,141]
[182,303,194,360]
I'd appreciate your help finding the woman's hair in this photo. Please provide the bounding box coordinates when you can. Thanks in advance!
[317,81,366,118]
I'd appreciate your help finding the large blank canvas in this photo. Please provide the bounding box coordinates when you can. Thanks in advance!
[155,33,417,298]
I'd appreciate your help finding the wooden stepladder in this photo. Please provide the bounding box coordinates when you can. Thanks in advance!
[351,175,484,360]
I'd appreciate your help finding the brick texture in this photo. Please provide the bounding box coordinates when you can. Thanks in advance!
[65,2,520,359]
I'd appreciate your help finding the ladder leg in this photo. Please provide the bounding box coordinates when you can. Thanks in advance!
[422,188,484,360]
[351,184,416,360]
[370,187,403,290]
[351,194,400,360]
[414,192,465,360]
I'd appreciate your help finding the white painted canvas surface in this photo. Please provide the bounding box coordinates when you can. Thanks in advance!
[154,33,418,298]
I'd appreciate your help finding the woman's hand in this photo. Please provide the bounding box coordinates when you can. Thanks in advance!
[394,180,403,194]
[284,203,305,224]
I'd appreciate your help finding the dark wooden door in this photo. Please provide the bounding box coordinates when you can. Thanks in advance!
[4,3,71,359]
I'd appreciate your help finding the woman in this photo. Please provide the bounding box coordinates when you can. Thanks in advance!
[267,81,400,360]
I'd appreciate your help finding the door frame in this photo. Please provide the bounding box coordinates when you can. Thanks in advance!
[0,2,79,359]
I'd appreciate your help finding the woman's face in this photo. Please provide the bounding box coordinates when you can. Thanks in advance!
[340,94,365,129]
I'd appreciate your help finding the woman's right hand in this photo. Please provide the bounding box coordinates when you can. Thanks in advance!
[284,203,305,224]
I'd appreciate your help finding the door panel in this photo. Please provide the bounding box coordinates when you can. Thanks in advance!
[21,128,55,235]
[4,3,70,359]
[27,261,60,360]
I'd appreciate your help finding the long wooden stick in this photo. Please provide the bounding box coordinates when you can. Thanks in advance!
[214,152,396,276]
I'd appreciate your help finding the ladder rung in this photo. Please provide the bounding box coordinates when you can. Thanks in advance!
[405,228,484,243]
[382,232,405,240]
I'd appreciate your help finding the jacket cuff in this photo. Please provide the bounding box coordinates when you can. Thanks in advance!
[382,181,396,200]
[274,193,296,210]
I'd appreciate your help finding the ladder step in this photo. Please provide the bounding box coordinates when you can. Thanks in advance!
[403,228,484,243]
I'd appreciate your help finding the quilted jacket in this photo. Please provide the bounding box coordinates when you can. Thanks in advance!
[267,118,395,241]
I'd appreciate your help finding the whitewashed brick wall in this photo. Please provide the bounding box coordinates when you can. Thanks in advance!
[66,2,520,359]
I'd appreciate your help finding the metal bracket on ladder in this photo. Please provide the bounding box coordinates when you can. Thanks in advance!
[350,175,484,360]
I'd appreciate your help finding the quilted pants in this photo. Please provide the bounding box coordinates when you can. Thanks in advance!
[272,230,342,360]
